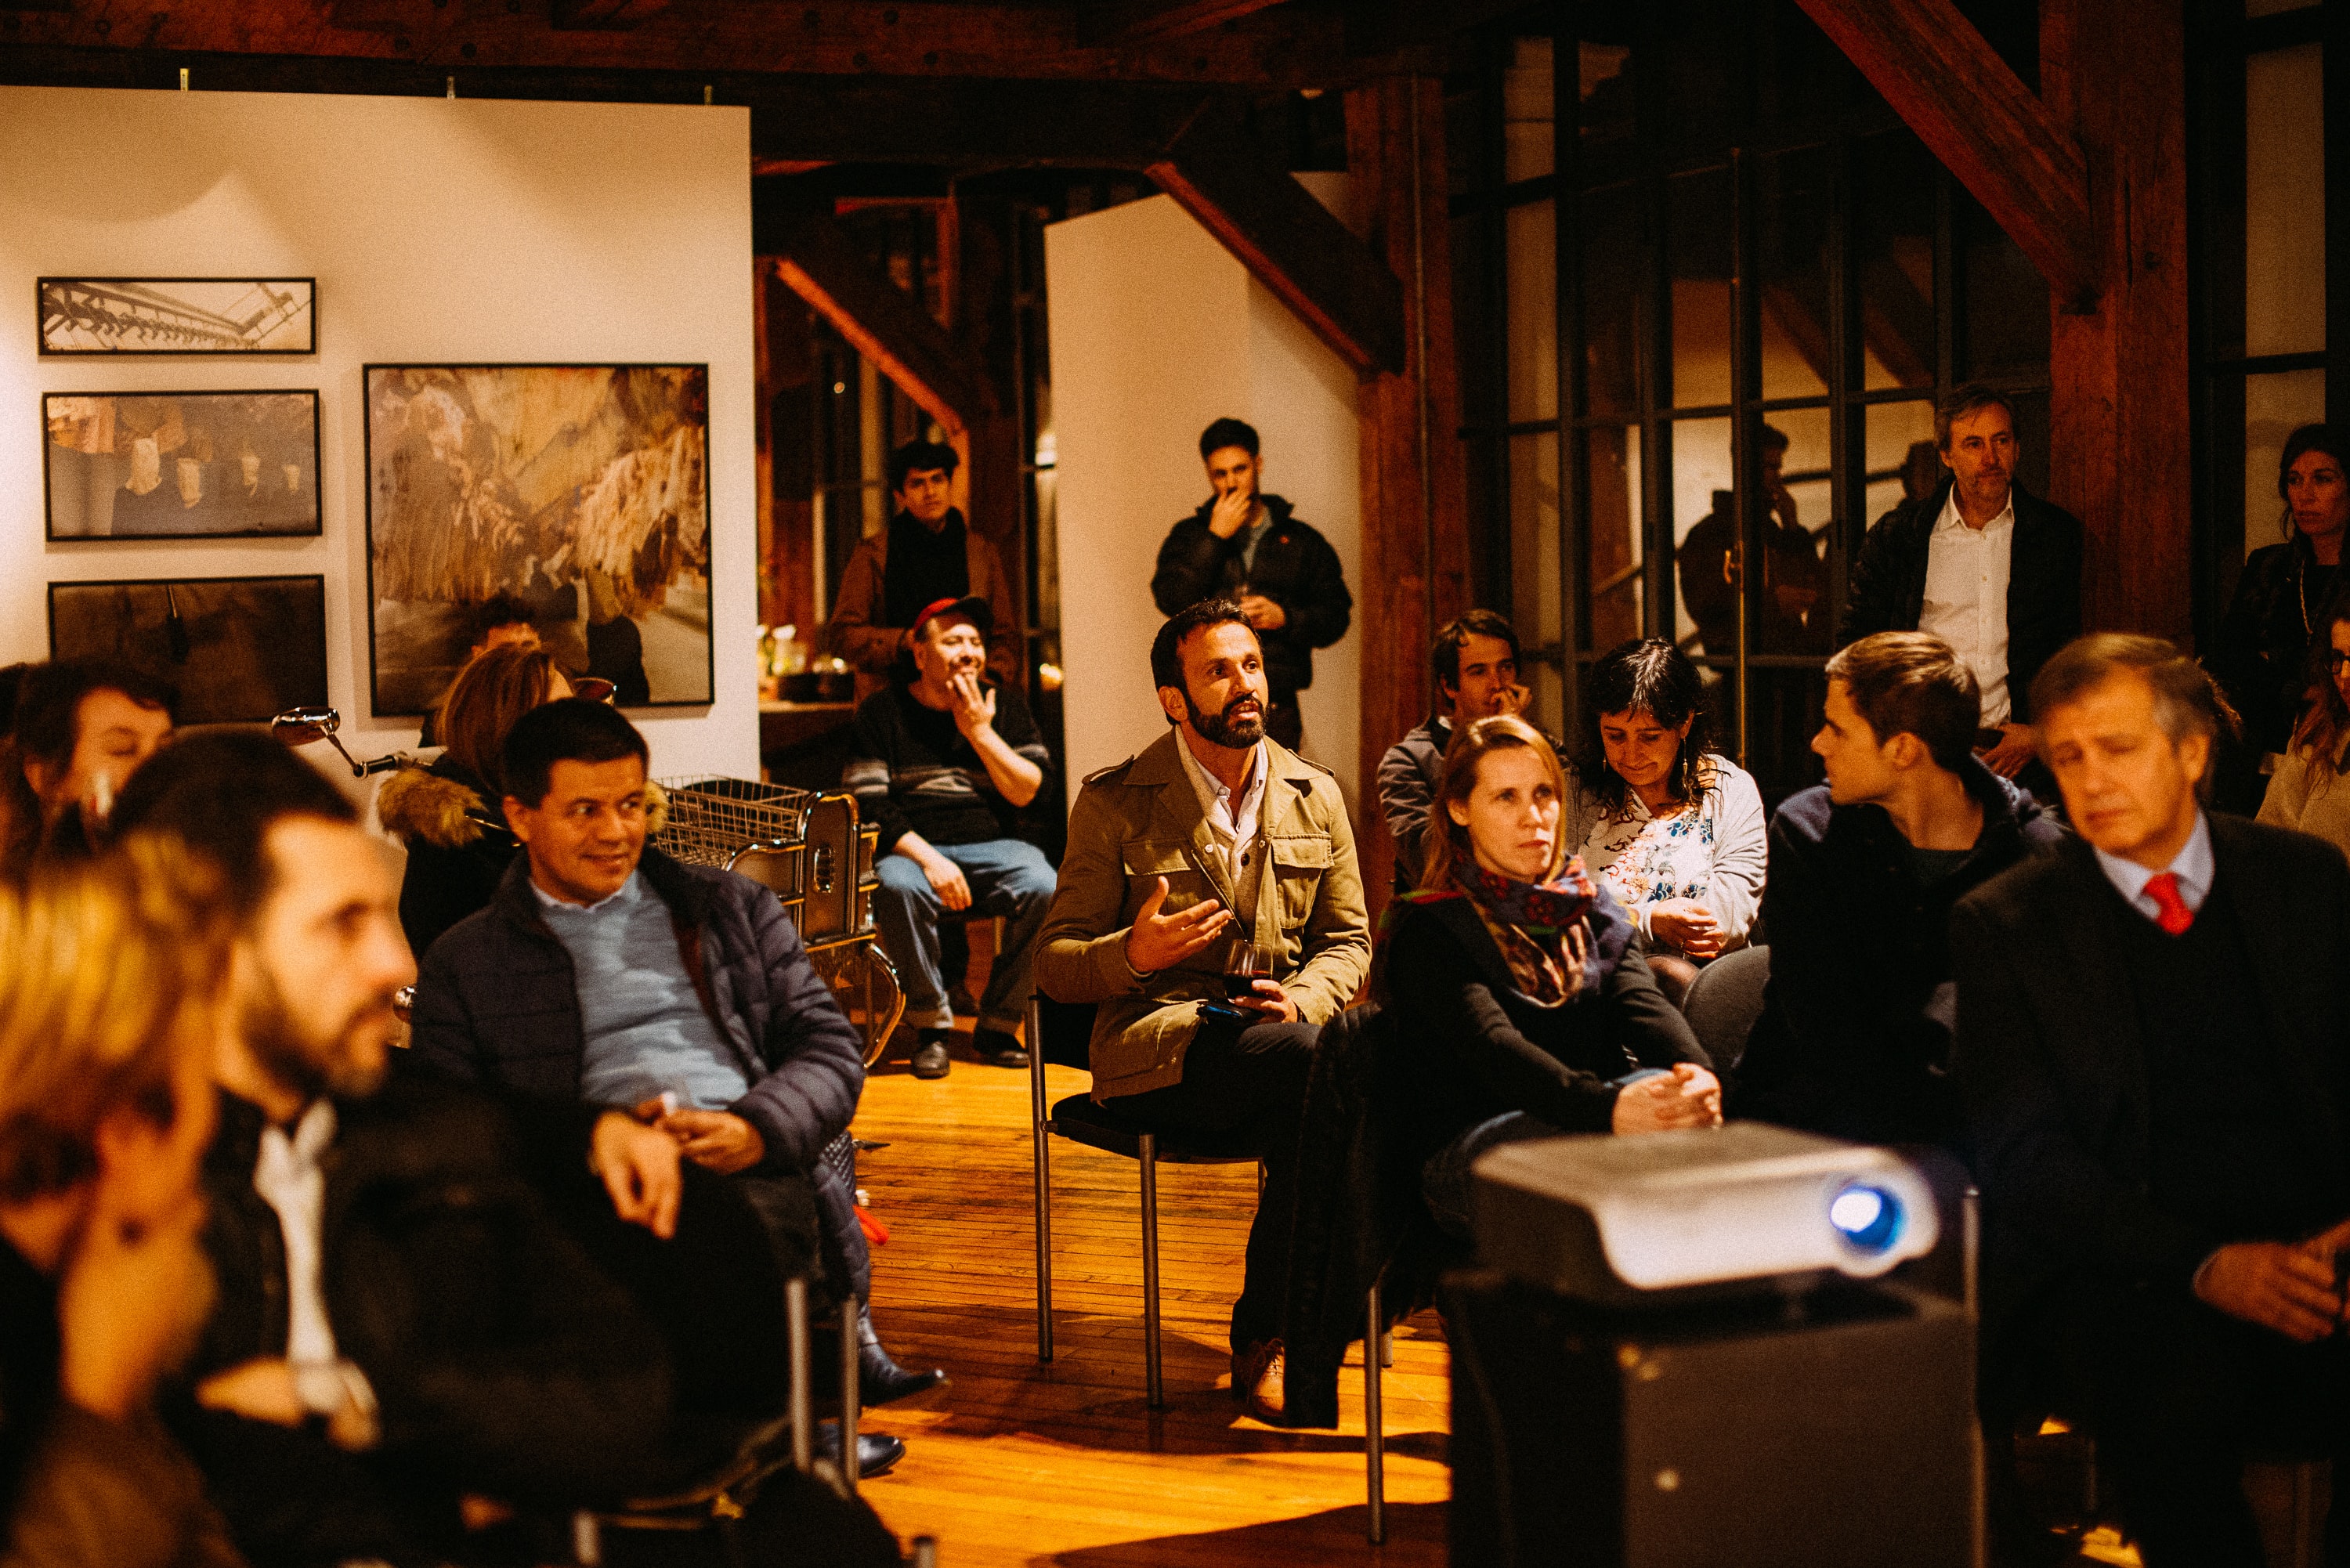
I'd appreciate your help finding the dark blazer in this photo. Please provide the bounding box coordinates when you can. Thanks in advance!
[1953,818,2350,1295]
[2210,537,2330,761]
[1735,757,2065,1145]
[179,1079,674,1562]
[1150,493,1352,701]
[1839,477,2084,721]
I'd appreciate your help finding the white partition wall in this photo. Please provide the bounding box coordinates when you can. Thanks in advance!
[1044,193,1363,816]
[0,86,757,782]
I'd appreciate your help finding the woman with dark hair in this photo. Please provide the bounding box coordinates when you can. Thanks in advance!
[1566,638,1766,1002]
[2258,586,2350,856]
[0,661,177,885]
[1385,715,1720,1241]
[2212,422,2350,808]
[378,642,571,958]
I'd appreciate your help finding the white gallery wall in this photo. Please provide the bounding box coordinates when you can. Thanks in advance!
[0,85,757,781]
[1044,192,1364,817]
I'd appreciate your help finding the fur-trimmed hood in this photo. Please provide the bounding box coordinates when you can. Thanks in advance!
[377,764,668,850]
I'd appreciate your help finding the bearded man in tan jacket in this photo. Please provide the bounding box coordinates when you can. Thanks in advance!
[1036,598,1370,1422]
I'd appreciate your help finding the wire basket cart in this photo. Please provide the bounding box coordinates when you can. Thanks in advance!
[653,777,903,1066]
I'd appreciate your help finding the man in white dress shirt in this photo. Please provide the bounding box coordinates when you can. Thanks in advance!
[1841,385,2084,781]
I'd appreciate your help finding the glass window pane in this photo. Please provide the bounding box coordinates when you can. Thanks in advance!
[1668,417,1733,656]
[1503,38,1556,183]
[1758,147,1834,400]
[1582,182,1641,417]
[2247,43,2326,358]
[1669,168,1734,409]
[2248,0,2316,15]
[1585,425,1643,653]
[1756,409,1831,655]
[1664,0,1739,162]
[1958,189,2050,381]
[1451,212,1496,427]
[1864,399,1941,533]
[2247,368,2328,558]
[1856,132,1939,391]
[1511,431,1564,731]
[1577,42,1634,157]
[1506,199,1560,423]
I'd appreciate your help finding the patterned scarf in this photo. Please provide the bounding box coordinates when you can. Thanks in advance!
[1452,839,1603,1003]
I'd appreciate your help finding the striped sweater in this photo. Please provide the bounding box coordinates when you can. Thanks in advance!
[844,680,1052,853]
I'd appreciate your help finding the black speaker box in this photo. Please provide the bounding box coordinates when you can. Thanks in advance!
[1444,1268,1976,1567]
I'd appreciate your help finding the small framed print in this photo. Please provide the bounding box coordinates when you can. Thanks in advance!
[38,276,316,356]
[43,389,322,540]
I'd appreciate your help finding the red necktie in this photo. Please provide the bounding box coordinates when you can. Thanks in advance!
[2145,871,2195,936]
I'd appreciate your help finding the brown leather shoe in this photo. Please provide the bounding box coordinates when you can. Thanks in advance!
[1232,1339,1288,1425]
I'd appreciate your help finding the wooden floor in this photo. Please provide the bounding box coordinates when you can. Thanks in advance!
[843,1032,1452,1566]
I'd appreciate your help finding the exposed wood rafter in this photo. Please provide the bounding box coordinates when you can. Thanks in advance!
[549,0,671,28]
[767,214,991,443]
[1083,0,1292,44]
[1147,106,1407,375]
[1795,0,2098,308]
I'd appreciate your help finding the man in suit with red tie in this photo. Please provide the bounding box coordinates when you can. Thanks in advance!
[1954,634,2350,1566]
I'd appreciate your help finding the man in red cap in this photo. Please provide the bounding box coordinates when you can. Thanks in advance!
[844,596,1057,1078]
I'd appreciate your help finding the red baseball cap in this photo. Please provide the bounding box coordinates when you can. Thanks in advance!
[908,594,992,644]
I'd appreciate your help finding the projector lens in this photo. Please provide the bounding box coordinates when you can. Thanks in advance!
[1828,1183,1904,1253]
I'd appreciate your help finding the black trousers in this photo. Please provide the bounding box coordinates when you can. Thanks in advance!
[1108,1014,1318,1353]
[2076,1281,2350,1566]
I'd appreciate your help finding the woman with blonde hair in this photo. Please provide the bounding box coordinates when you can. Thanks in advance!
[0,840,245,1565]
[1381,714,1723,1241]
[378,642,573,959]
[2258,586,2350,856]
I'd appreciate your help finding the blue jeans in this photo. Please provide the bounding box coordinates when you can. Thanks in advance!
[872,838,1057,1034]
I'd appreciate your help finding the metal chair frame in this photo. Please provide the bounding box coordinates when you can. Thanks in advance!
[1026,994,1389,1543]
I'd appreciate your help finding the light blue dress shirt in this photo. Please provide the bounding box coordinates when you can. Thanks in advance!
[2091,811,2214,924]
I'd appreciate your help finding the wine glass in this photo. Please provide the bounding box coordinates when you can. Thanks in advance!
[1221,939,1278,1004]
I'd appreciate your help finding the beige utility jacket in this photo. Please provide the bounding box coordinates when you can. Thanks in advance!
[1036,728,1371,1100]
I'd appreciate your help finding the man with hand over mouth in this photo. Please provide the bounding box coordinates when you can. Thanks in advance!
[847,596,1058,1078]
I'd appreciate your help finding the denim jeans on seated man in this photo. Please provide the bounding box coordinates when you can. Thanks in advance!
[873,837,1057,1041]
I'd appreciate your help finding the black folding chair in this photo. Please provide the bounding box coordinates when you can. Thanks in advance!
[1025,993,1390,1543]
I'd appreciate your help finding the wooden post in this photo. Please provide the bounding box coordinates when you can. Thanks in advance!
[2042,0,2193,641]
[1347,74,1470,916]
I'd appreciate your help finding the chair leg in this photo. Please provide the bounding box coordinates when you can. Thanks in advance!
[1380,1331,1394,1368]
[1140,1132,1164,1409]
[1365,1278,1386,1546]
[786,1278,813,1475]
[837,1297,860,1500]
[1030,996,1054,1365]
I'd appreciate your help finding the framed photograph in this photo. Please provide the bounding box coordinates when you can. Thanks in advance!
[47,576,329,725]
[43,389,322,540]
[363,363,712,716]
[39,277,316,356]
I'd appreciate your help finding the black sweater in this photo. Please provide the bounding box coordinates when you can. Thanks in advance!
[843,680,1051,855]
[1379,894,1708,1139]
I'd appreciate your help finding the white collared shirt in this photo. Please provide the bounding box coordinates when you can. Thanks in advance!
[1174,730,1268,923]
[2093,812,2215,925]
[1919,488,2018,724]
[253,1100,343,1367]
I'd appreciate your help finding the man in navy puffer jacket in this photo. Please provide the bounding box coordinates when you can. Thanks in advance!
[412,700,940,1477]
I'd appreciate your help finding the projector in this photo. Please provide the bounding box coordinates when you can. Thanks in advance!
[1470,1122,1941,1306]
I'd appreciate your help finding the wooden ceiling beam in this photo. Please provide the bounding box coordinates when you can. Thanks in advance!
[0,1,1363,89]
[1147,104,1406,374]
[1084,0,1292,45]
[768,213,992,441]
[1795,0,2097,308]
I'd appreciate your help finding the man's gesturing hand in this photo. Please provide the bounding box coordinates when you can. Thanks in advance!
[2196,1240,2345,1342]
[595,1109,682,1238]
[1124,876,1233,974]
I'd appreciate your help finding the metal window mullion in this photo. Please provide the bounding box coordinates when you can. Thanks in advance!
[1729,145,1760,768]
[1484,28,1515,618]
[2325,0,2350,425]
[1826,134,1862,646]
[1557,13,1584,726]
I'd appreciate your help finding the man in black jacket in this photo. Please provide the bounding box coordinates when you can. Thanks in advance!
[1956,636,2350,1566]
[1152,417,1351,752]
[412,700,941,1464]
[1735,631,2064,1146]
[1840,385,2083,782]
[106,731,696,1566]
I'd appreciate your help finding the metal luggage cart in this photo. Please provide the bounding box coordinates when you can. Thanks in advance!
[654,777,903,1065]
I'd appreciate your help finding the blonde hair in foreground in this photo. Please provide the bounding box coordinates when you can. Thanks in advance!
[1421,714,1570,892]
[0,836,230,1203]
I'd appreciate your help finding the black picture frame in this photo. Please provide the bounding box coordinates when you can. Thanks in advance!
[42,389,324,542]
[361,362,714,717]
[46,575,330,725]
[38,276,317,356]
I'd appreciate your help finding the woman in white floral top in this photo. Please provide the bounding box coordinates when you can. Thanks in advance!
[1564,638,1766,1002]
